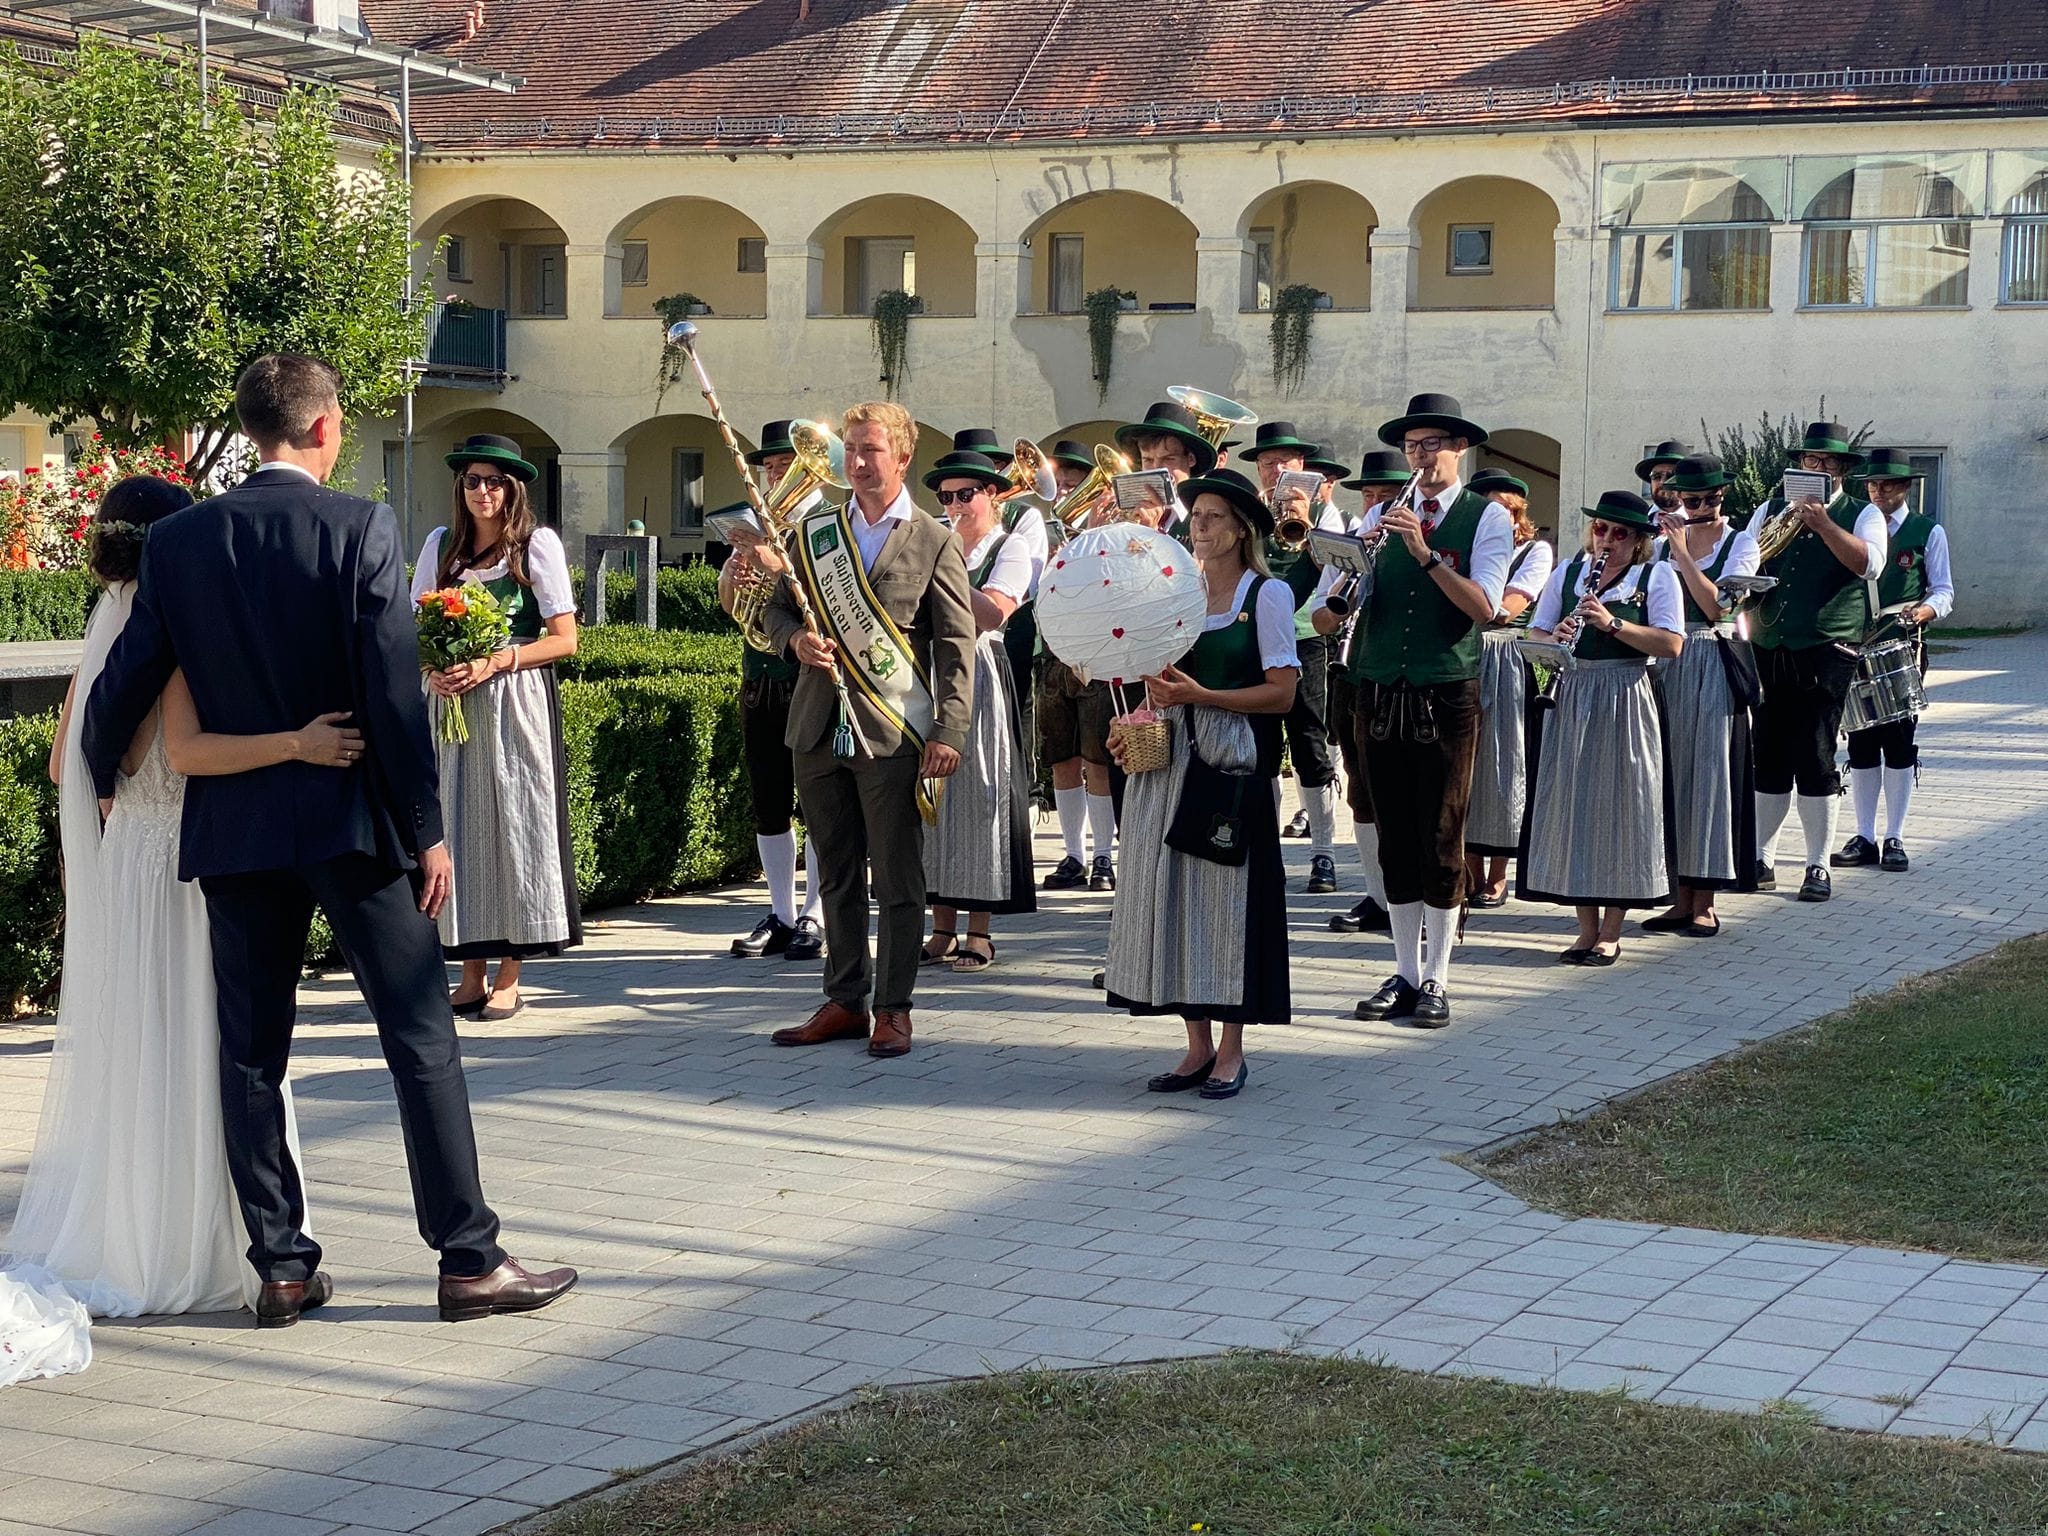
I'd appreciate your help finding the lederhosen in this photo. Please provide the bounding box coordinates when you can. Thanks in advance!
[1654,529,1758,891]
[1350,490,1489,909]
[1846,512,1934,772]
[1266,539,1337,794]
[1752,494,1871,798]
[1465,540,1544,856]
[738,539,804,838]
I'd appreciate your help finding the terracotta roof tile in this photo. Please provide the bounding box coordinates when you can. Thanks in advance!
[357,0,2048,150]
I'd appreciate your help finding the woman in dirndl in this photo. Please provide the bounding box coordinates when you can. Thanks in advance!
[412,433,583,1020]
[1462,471,1554,909]
[918,452,1037,972]
[1105,468,1298,1102]
[1643,453,1761,938]
[1518,491,1683,965]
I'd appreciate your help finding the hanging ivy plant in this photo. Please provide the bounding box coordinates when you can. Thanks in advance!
[871,288,921,394]
[1084,286,1133,403]
[652,293,708,406]
[1270,283,1326,394]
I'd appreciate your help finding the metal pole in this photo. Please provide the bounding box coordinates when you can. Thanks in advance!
[197,10,209,126]
[400,60,415,538]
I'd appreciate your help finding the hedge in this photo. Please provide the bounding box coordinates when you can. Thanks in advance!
[558,625,745,683]
[569,562,728,632]
[0,713,63,1008]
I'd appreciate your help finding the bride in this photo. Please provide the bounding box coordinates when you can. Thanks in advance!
[1,475,359,1373]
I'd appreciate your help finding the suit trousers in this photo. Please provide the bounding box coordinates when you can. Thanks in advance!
[201,854,505,1282]
[794,747,926,1013]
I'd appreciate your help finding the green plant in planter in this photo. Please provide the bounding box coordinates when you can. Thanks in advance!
[1270,284,1326,394]
[871,288,921,394]
[652,293,710,406]
[1084,287,1134,403]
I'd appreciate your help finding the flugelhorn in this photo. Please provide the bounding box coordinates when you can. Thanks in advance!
[1166,384,1258,449]
[993,438,1057,511]
[1049,443,1132,535]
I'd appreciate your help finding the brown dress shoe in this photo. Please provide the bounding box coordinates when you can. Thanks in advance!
[255,1270,333,1329]
[868,1009,913,1058]
[771,999,871,1047]
[438,1256,579,1323]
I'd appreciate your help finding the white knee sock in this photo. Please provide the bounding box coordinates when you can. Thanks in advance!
[758,831,798,925]
[1756,791,1792,868]
[1086,792,1116,865]
[797,844,824,924]
[1054,784,1086,863]
[1797,793,1838,870]
[1389,900,1424,986]
[1883,766,1916,841]
[1422,905,1459,989]
[1353,821,1387,907]
[1304,782,1340,862]
[1850,767,1881,843]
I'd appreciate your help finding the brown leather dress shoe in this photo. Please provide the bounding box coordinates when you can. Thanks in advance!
[868,1009,913,1058]
[255,1270,333,1329]
[438,1256,579,1323]
[771,999,871,1047]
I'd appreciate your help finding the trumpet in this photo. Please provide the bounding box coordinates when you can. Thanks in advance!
[1274,496,1314,551]
[1529,550,1610,712]
[1166,384,1258,449]
[730,420,849,653]
[1048,443,1133,536]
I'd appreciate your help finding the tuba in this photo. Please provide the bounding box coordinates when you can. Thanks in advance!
[731,420,849,653]
[1048,443,1133,536]
[1167,384,1259,450]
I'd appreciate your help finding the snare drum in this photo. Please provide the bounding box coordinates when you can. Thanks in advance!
[1842,635,1927,734]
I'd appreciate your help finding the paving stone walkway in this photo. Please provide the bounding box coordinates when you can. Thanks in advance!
[4,631,2048,1535]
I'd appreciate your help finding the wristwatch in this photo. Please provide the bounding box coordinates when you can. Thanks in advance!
[1607,615,1624,634]
[1424,551,1444,571]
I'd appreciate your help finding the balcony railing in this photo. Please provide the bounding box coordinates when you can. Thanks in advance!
[417,301,508,386]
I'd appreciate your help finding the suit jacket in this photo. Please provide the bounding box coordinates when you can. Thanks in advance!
[81,467,444,881]
[763,501,975,757]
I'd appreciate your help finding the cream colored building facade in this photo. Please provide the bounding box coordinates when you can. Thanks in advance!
[285,116,2048,622]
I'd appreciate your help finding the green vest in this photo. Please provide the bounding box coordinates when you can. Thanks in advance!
[1559,556,1653,662]
[1755,494,1871,650]
[480,572,544,642]
[1877,513,1935,609]
[1182,574,1282,777]
[1352,488,1488,686]
[1659,525,1741,628]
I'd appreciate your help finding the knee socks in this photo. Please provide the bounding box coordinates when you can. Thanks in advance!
[1389,900,1424,987]
[1086,792,1117,866]
[1756,790,1792,869]
[1303,781,1340,863]
[1883,766,1916,841]
[1353,821,1387,907]
[1054,784,1086,863]
[759,831,798,926]
[1422,905,1459,990]
[1851,766,1881,843]
[1797,793,1838,871]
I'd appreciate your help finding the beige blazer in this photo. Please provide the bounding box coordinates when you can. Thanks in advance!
[763,502,976,757]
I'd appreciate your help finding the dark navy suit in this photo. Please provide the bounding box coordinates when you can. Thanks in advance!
[83,466,503,1282]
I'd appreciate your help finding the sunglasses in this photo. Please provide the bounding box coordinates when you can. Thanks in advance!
[1589,521,1638,540]
[1401,436,1453,457]
[934,486,985,507]
[460,473,511,494]
[1677,492,1725,509]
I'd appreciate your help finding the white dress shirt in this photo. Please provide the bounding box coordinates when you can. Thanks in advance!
[1891,509,1955,619]
[1503,539,1556,613]
[1357,477,1515,613]
[1531,557,1685,636]
[254,460,319,482]
[1849,499,1888,580]
[959,525,1034,606]
[850,485,915,573]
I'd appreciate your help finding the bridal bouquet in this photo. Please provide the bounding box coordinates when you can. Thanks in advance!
[416,583,510,745]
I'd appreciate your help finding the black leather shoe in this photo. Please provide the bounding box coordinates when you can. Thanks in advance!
[1409,981,1451,1028]
[1282,809,1310,838]
[731,912,795,958]
[1831,835,1880,868]
[1753,860,1777,892]
[1638,912,1689,934]
[1880,838,1910,872]
[1307,854,1337,894]
[1091,969,1105,989]
[1798,865,1832,902]
[1330,897,1390,933]
[1356,975,1418,1020]
[1146,1054,1217,1093]
[1199,1062,1249,1100]
[784,916,824,961]
[1043,855,1087,890]
[255,1271,333,1329]
[1089,855,1116,892]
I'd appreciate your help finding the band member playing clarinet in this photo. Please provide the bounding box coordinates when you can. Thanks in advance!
[1350,394,1516,1028]
[1832,448,1952,874]
[1520,492,1685,963]
[762,402,975,1060]
[1749,422,1887,902]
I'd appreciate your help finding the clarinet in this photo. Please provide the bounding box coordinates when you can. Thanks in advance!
[1533,550,1609,712]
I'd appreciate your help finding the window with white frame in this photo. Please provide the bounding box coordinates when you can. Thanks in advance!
[621,240,650,287]
[1998,159,2048,304]
[1250,227,1275,310]
[1603,161,1779,311]
[444,234,469,283]
[1896,450,1945,524]
[1048,234,1085,313]
[672,448,704,534]
[1796,153,1980,309]
[1447,225,1493,275]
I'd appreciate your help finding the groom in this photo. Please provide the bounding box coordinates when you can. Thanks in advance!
[82,354,575,1327]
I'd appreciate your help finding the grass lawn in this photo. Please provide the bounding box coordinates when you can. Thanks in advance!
[544,1356,2048,1535]
[1479,935,2048,1264]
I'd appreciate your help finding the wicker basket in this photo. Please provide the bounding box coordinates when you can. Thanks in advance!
[1110,715,1172,774]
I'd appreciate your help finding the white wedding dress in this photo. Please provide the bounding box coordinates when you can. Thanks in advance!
[1,586,304,1381]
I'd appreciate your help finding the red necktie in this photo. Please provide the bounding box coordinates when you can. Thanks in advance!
[1421,497,1442,522]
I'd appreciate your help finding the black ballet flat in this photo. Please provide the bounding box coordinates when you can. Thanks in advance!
[1681,915,1722,938]
[450,992,489,1017]
[1638,913,1690,934]
[1146,1055,1217,1094]
[1198,1062,1248,1100]
[1558,947,1594,965]
[1583,947,1621,967]
[1470,890,1508,910]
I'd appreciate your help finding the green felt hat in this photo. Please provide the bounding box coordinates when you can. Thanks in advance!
[1853,447,1927,482]
[1633,438,1691,481]
[1797,421,1864,461]
[1176,467,1274,538]
[921,450,1009,492]
[1342,448,1412,490]
[1046,438,1096,471]
[1666,453,1731,493]
[747,420,799,466]
[1242,421,1319,460]
[1114,401,1219,477]
[1378,392,1487,449]
[445,434,536,483]
[1305,454,1350,480]
[1582,489,1658,532]
[1470,469,1528,499]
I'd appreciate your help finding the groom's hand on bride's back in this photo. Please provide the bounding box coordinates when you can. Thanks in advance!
[418,842,453,920]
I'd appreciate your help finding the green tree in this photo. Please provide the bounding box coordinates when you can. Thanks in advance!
[1702,402,1873,526]
[0,37,423,483]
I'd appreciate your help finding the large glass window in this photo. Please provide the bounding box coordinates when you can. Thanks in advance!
[1995,157,2048,304]
[1795,154,1982,309]
[1602,160,1780,311]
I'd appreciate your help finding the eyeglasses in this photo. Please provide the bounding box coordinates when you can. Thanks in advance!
[1589,521,1637,540]
[933,486,985,507]
[1401,436,1452,457]
[460,474,511,494]
[1648,467,1677,483]
[1677,492,1725,509]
